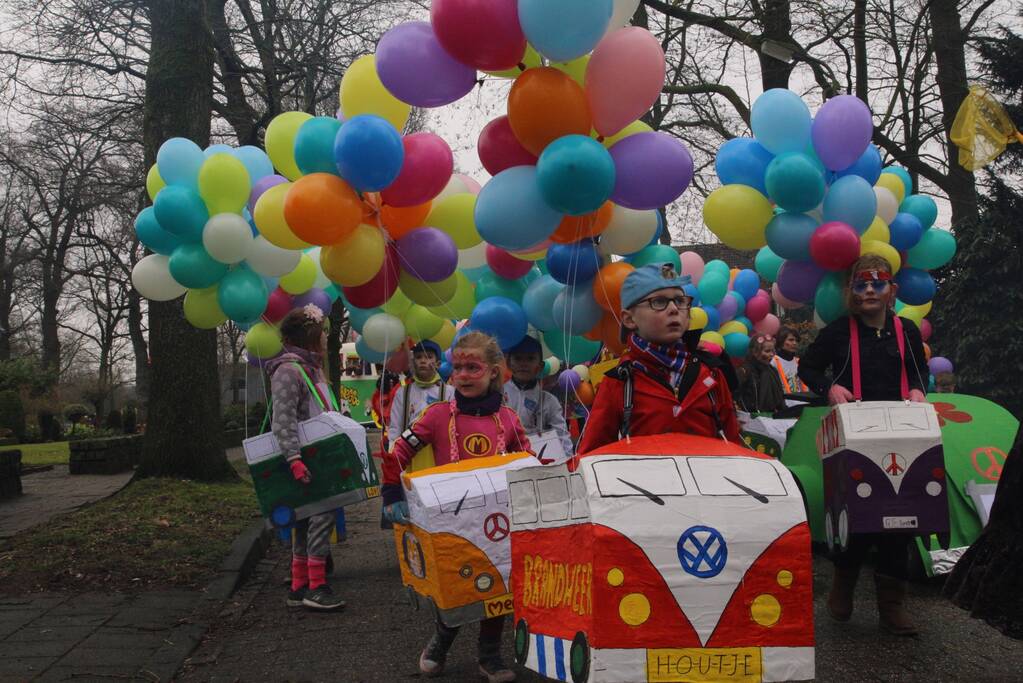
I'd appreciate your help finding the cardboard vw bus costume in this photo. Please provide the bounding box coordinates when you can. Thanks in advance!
[509,434,814,683]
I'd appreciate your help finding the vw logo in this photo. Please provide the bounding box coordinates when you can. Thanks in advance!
[677,525,728,579]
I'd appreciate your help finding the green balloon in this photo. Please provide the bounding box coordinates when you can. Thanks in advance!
[475,271,527,304]
[183,286,227,329]
[814,272,847,324]
[382,288,413,317]
[907,228,956,270]
[543,329,601,365]
[428,271,475,319]
[755,246,785,283]
[899,194,938,230]
[629,244,682,272]
[403,305,444,341]
[169,242,229,289]
[697,270,728,307]
[703,258,731,277]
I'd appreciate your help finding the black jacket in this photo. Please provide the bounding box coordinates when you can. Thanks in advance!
[798,312,928,401]
[737,359,786,413]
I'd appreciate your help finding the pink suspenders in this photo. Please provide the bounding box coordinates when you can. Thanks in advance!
[849,316,909,401]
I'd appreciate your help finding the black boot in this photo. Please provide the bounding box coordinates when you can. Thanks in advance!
[478,633,515,683]
[419,621,458,677]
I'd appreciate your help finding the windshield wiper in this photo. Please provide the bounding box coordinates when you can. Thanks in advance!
[616,478,665,505]
[453,489,469,515]
[723,476,769,504]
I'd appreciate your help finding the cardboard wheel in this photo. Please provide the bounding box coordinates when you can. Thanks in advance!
[570,631,589,683]
[824,509,835,553]
[514,619,529,665]
[269,503,295,528]
[838,506,850,552]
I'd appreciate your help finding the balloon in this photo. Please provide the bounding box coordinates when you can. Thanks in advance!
[475,270,528,304]
[183,286,228,329]
[283,174,362,246]
[898,301,930,326]
[899,194,938,230]
[551,202,613,244]
[811,95,873,171]
[354,337,389,364]
[486,245,533,279]
[235,146,274,184]
[431,0,526,71]
[745,291,771,323]
[601,119,652,149]
[859,239,902,274]
[385,347,411,374]
[750,89,812,155]
[135,207,180,256]
[919,318,932,342]
[292,117,342,176]
[132,254,187,301]
[245,322,283,358]
[523,275,565,330]
[755,246,784,283]
[687,306,709,330]
[470,296,528,350]
[553,284,604,335]
[154,186,209,243]
[814,272,848,324]
[156,137,204,188]
[168,243,229,289]
[253,183,308,250]
[427,271,476,319]
[248,174,287,215]
[262,288,293,324]
[292,287,332,317]
[754,313,781,336]
[279,254,317,295]
[862,216,891,243]
[265,112,312,181]
[894,267,936,306]
[585,27,665,137]
[776,260,825,304]
[477,116,538,177]
[375,21,477,107]
[592,261,634,311]
[339,55,410,131]
[320,224,386,287]
[518,0,611,62]
[551,54,590,87]
[835,144,882,184]
[714,138,774,195]
[425,193,481,248]
[929,356,954,375]
[380,133,453,208]
[458,241,489,270]
[202,213,253,265]
[888,213,925,251]
[507,67,592,156]
[703,185,773,249]
[810,221,861,271]
[485,43,543,79]
[597,205,658,256]
[475,166,562,250]
[246,236,301,277]
[343,244,400,309]
[732,270,760,301]
[717,291,740,322]
[556,370,582,395]
[907,228,956,270]
[363,313,406,352]
[218,267,269,323]
[332,115,404,191]
[765,212,819,261]
[403,305,444,342]
[431,319,457,351]
[537,135,615,215]
[697,271,728,307]
[629,244,681,272]
[764,153,825,213]
[398,270,458,307]
[609,132,693,210]
[382,288,413,318]
[396,227,458,282]
[874,186,899,225]
[875,173,906,205]
[823,175,877,233]
[378,200,432,239]
[146,164,166,202]
[605,0,640,34]
[198,153,250,216]
[543,329,601,365]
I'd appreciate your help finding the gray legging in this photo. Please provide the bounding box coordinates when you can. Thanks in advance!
[293,512,333,558]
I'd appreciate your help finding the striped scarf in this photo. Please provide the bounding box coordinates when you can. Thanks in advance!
[628,335,689,390]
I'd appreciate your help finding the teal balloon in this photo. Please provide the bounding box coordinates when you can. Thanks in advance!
[476,166,563,250]
[543,329,601,365]
[295,116,343,176]
[629,244,682,272]
[154,185,209,243]
[765,152,825,213]
[750,89,812,155]
[823,175,876,233]
[168,243,228,289]
[907,228,956,270]
[703,259,730,277]
[553,285,603,335]
[814,272,847,324]
[475,271,527,304]
[537,135,616,215]
[518,0,612,62]
[697,271,729,307]
[766,212,817,260]
[234,146,274,183]
[135,206,181,255]
[723,332,751,359]
[882,166,913,197]
[218,266,269,324]
[521,266,543,287]
[522,275,564,331]
[355,337,388,364]
[345,303,382,334]
[899,194,938,230]
[755,246,784,282]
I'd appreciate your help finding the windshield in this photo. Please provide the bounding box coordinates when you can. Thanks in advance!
[687,457,787,499]
[592,458,687,499]
[430,475,486,514]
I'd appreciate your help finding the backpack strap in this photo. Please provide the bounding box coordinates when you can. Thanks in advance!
[401,383,413,431]
[620,364,634,439]
[291,362,328,411]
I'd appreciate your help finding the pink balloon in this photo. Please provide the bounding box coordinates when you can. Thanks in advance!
[772,282,804,310]
[486,245,533,279]
[810,221,861,271]
[754,313,781,336]
[478,116,538,176]
[431,0,525,71]
[457,174,482,194]
[385,347,410,374]
[585,27,666,137]
[381,133,454,207]
[699,341,723,356]
[920,318,932,342]
[262,288,292,324]
[745,290,771,323]
[680,250,705,284]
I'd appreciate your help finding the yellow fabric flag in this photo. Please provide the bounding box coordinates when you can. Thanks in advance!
[950,85,1022,171]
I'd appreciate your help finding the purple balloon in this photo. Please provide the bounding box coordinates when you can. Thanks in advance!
[717,293,739,322]
[928,356,954,376]
[558,369,581,393]
[776,260,825,304]
[811,95,873,171]
[396,227,458,282]
[291,287,332,316]
[376,21,478,108]
[248,174,287,214]
[609,132,694,210]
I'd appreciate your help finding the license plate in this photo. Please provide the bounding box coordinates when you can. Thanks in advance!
[484,593,514,618]
[365,486,380,498]
[883,516,918,529]
[647,648,762,682]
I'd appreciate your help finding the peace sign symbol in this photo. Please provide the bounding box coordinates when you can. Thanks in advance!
[971,446,1007,482]
[677,525,728,579]
[484,512,510,542]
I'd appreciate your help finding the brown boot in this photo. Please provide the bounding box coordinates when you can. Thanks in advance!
[827,564,859,621]
[875,574,919,636]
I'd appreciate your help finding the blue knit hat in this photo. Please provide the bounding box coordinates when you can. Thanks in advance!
[411,339,442,360]
[506,335,542,357]
[620,263,692,310]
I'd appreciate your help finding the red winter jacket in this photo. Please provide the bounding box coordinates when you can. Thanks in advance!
[577,352,742,454]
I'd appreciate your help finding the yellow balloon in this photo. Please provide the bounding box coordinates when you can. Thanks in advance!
[146,164,166,202]
[700,331,725,348]
[898,304,927,326]
[720,320,749,336]
[320,223,385,287]
[485,44,542,78]
[862,216,891,243]
[875,173,906,204]
[860,239,902,274]
[512,247,548,261]
[703,185,773,250]
[552,54,589,87]
[254,183,310,250]
[403,305,444,342]
[340,55,411,131]
[199,153,251,215]
[245,322,283,358]
[430,319,456,350]
[689,306,709,330]
[280,254,317,294]
[382,288,413,318]
[425,194,481,249]
[265,111,312,181]
[600,119,652,148]
[399,270,457,307]
[183,286,227,329]
[427,271,475,319]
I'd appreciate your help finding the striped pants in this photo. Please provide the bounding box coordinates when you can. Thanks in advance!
[293,512,333,558]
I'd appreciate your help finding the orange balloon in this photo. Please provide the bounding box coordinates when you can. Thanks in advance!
[381,201,432,240]
[591,312,626,355]
[923,342,932,362]
[576,381,595,406]
[508,67,592,156]
[592,261,634,312]
[283,173,361,246]
[550,201,613,244]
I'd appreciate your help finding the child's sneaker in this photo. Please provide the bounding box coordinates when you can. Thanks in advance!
[285,587,307,607]
[419,632,451,677]
[302,585,346,611]
[478,658,516,683]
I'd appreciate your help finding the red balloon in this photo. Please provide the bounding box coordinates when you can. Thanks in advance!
[745,290,771,323]
[810,221,861,271]
[343,244,400,308]
[919,318,932,342]
[380,133,454,208]
[486,244,533,279]
[478,116,537,176]
[262,288,292,324]
[431,0,525,71]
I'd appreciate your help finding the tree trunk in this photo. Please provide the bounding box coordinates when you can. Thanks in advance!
[40,282,60,378]
[327,298,344,403]
[758,0,794,90]
[127,288,150,407]
[853,0,869,101]
[136,0,234,481]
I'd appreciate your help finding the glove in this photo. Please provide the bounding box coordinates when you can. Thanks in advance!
[383,501,409,524]
[828,385,855,405]
[908,389,927,403]
[289,459,311,484]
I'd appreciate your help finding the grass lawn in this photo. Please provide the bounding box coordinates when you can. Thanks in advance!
[0,441,70,467]
[0,476,259,593]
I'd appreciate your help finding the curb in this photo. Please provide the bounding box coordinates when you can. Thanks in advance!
[140,518,272,682]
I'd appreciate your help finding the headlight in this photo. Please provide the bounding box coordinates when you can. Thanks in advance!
[475,573,494,592]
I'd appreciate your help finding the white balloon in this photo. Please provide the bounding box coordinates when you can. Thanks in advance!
[203,213,253,264]
[435,175,472,202]
[572,364,590,382]
[813,310,827,330]
[246,236,301,277]
[874,186,898,224]
[457,241,488,270]
[545,356,561,376]
[132,254,187,301]
[363,313,406,353]
[604,0,641,36]
[598,205,658,256]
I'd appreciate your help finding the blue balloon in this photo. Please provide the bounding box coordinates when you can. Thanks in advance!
[157,137,204,188]
[355,337,388,364]
[135,207,181,255]
[703,305,721,331]
[470,296,528,351]
[204,144,234,157]
[546,240,601,285]
[732,269,760,302]
[439,361,452,381]
[683,283,701,308]
[332,115,404,191]
[476,167,563,251]
[648,210,665,247]
[553,285,603,335]
[765,212,817,261]
[835,144,882,184]
[899,194,938,230]
[218,266,269,324]
[168,243,229,289]
[293,116,343,176]
[715,138,774,195]
[518,0,612,62]
[888,212,924,251]
[750,89,812,155]
[522,275,565,331]
[765,153,825,213]
[724,332,751,359]
[894,268,936,306]
[153,186,209,243]
[536,135,616,215]
[882,166,913,197]
[823,175,877,233]
[234,146,274,183]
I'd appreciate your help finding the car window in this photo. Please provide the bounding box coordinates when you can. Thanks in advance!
[431,475,486,514]
[487,471,510,504]
[509,479,538,525]
[848,407,888,433]
[888,406,931,431]
[687,457,788,497]
[570,474,588,519]
[592,458,687,498]
[537,476,569,522]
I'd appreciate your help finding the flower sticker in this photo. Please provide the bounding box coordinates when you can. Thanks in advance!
[933,401,972,427]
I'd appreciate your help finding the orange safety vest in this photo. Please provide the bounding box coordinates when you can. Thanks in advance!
[772,356,807,393]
